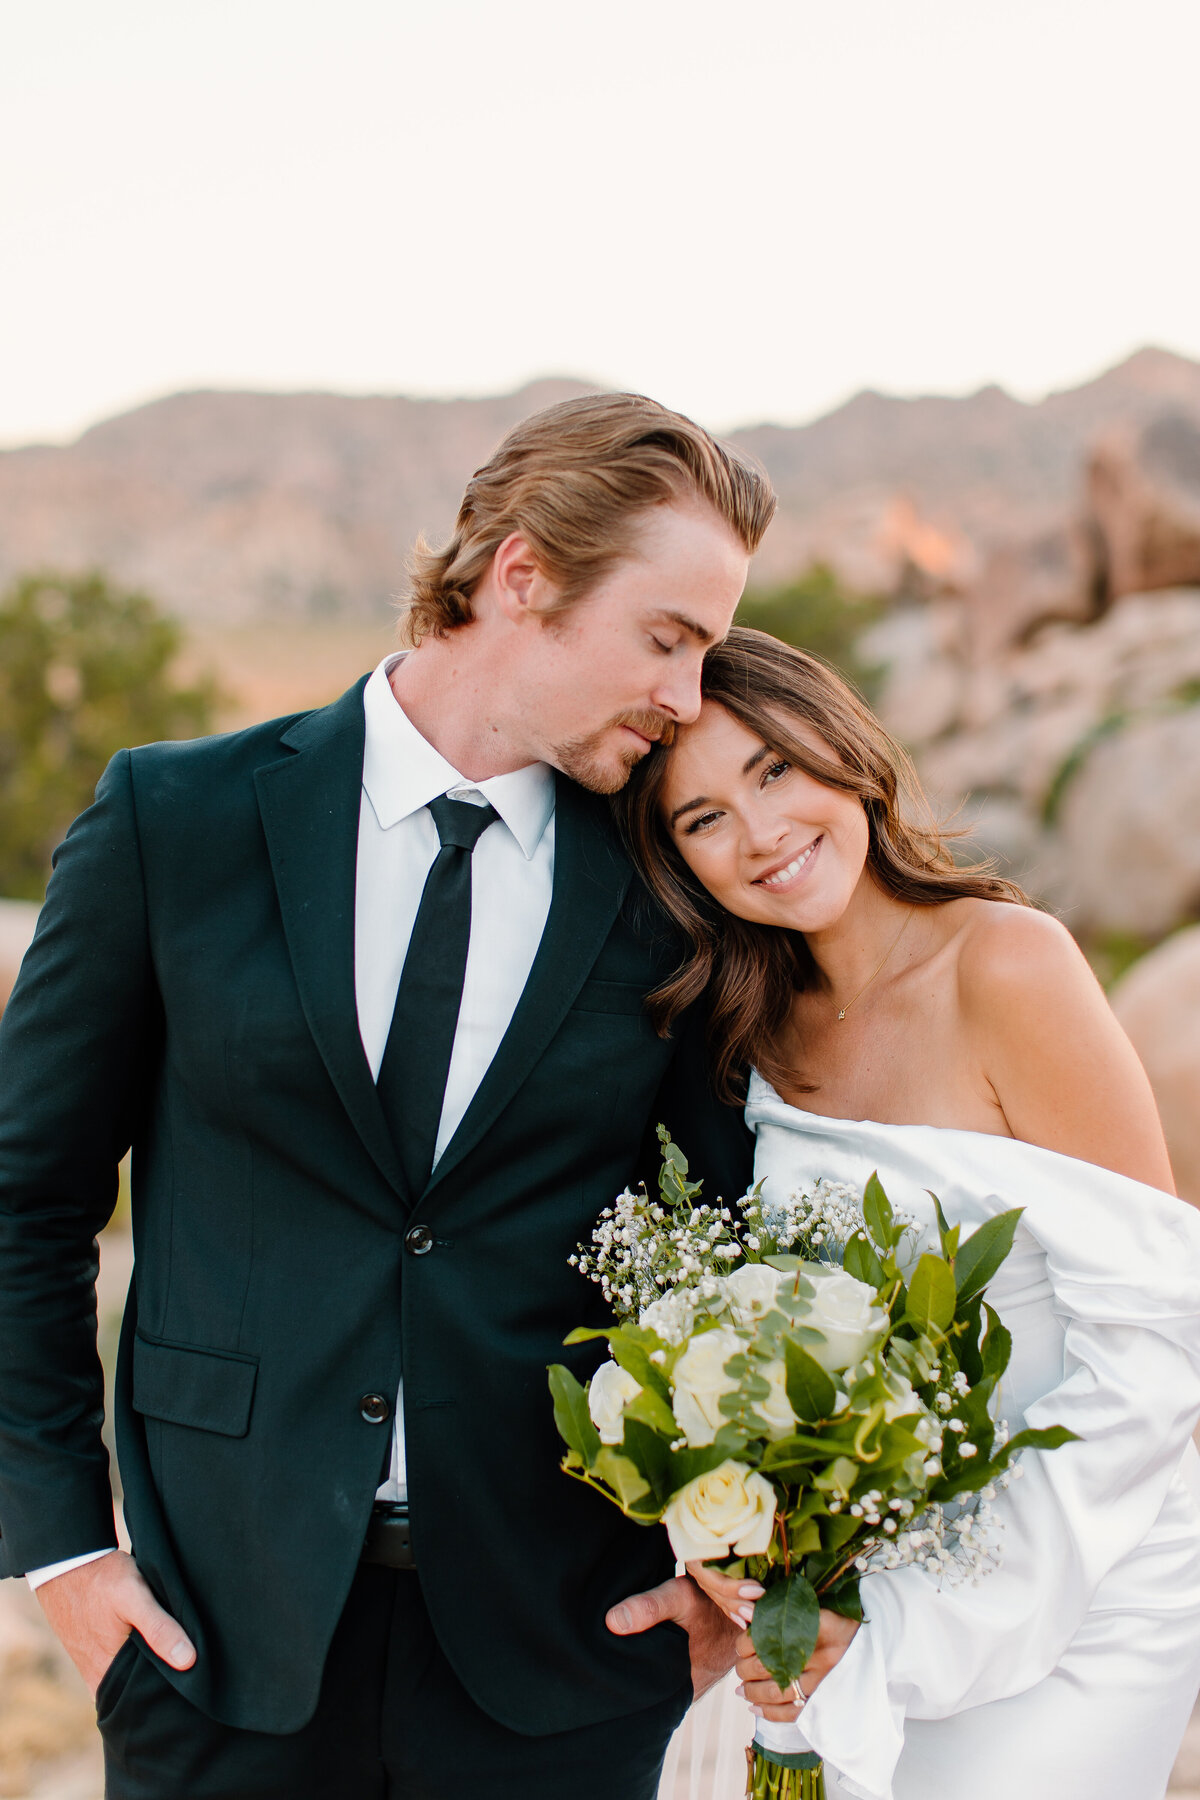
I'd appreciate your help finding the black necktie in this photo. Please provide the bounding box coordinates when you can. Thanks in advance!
[376,795,499,1199]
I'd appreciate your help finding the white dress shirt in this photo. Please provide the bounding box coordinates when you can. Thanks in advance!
[28,654,556,1586]
[358,654,555,1499]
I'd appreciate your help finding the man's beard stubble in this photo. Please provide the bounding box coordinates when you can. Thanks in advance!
[554,710,676,795]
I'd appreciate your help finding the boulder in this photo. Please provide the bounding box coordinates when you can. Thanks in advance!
[1050,707,1200,939]
[0,900,40,1017]
[1111,927,1200,1207]
[1087,414,1200,604]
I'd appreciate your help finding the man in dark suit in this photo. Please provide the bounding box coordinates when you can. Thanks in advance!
[0,393,775,1797]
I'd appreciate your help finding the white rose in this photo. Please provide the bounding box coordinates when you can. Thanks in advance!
[757,1359,797,1440]
[663,1460,777,1563]
[722,1262,787,1328]
[670,1325,743,1447]
[798,1265,888,1373]
[880,1370,918,1421]
[587,1361,642,1446]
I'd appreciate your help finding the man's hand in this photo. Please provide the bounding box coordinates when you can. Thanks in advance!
[35,1549,196,1697]
[606,1572,740,1700]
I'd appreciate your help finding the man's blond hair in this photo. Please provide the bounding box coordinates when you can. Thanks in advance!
[405,392,776,642]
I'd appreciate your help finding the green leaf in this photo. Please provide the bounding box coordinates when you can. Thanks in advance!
[607,1326,672,1401]
[592,1446,653,1509]
[668,1442,733,1489]
[931,1423,1078,1502]
[955,1295,985,1386]
[980,1303,1012,1380]
[820,1510,862,1553]
[548,1365,601,1466]
[562,1326,612,1344]
[953,1210,1024,1304]
[929,1192,960,1260]
[787,1517,822,1557]
[863,1173,897,1251]
[658,1129,689,1176]
[843,1229,886,1289]
[622,1418,673,1500]
[750,1573,821,1690]
[783,1339,838,1422]
[905,1253,957,1334]
[999,1423,1079,1458]
[623,1384,678,1438]
[822,1575,864,1623]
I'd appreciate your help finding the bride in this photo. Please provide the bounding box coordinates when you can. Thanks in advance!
[613,627,1200,1800]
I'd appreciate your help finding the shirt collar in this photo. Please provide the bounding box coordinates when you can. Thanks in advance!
[361,654,555,860]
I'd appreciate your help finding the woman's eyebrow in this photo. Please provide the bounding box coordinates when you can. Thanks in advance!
[668,744,773,828]
[668,796,707,829]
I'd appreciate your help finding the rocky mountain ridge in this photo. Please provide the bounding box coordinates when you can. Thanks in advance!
[4,349,1200,627]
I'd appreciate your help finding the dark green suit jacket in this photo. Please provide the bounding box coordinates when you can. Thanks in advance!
[0,677,752,1735]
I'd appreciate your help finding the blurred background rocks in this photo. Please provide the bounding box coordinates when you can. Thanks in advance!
[1,345,1200,1793]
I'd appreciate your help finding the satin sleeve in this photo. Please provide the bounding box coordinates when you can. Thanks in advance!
[787,1312,1200,1800]
[742,1083,1200,1800]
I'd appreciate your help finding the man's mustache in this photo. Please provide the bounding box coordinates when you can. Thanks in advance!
[611,711,676,748]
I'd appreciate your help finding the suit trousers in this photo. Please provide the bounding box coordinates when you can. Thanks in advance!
[98,1563,691,1799]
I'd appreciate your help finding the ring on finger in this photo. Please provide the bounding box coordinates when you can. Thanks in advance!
[788,1679,808,1709]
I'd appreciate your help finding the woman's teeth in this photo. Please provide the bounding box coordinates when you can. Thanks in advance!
[760,838,820,889]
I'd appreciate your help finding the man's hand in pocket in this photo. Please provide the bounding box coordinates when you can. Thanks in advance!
[35,1550,196,1696]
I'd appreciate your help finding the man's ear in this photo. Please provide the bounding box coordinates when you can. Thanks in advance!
[492,532,556,625]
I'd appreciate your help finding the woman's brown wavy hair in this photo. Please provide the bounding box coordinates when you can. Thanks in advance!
[612,627,1032,1103]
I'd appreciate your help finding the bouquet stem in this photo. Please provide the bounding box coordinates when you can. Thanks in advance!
[745,1745,826,1799]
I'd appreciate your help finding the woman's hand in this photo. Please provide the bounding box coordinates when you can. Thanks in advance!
[685,1559,764,1629]
[735,1609,859,1723]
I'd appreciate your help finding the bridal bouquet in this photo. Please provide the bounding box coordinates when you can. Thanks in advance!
[549,1130,1075,1800]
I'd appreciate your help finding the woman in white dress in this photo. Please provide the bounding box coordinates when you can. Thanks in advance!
[613,627,1200,1800]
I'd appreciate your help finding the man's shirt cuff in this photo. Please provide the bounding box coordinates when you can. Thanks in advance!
[26,1547,116,1591]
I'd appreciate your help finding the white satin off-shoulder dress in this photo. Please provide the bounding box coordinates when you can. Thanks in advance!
[659,1072,1200,1800]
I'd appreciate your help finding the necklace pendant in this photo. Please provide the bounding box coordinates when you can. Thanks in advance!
[837,1008,847,1021]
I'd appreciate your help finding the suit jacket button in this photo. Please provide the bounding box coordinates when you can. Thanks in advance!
[404,1223,434,1256]
[360,1392,391,1424]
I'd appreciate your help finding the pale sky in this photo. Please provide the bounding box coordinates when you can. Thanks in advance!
[2,0,1199,447]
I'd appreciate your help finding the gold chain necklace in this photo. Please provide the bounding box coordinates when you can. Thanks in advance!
[833,906,917,1021]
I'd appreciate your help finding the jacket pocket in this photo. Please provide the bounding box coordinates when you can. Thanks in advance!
[132,1332,258,1438]
[570,978,649,1016]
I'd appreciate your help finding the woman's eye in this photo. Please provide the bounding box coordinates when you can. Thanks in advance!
[683,810,722,835]
[651,637,673,654]
[763,760,791,785]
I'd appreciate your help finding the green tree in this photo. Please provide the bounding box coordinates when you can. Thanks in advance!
[735,563,884,699]
[0,571,218,900]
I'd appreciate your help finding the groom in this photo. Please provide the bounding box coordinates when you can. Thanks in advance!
[0,393,776,1797]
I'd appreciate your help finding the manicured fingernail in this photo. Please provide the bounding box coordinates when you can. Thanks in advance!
[735,1684,745,1699]
[738,1583,765,1598]
[738,1605,755,1625]
[751,1706,764,1718]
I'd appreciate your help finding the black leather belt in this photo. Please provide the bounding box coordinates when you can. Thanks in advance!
[362,1502,415,1570]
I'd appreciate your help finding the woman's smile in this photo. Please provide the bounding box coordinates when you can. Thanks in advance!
[754,833,823,894]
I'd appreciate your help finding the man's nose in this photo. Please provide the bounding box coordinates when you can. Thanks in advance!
[651,654,705,725]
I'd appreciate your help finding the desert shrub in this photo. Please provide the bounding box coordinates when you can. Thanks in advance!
[735,563,884,698]
[0,571,217,899]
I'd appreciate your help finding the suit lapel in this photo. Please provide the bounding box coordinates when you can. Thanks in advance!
[424,773,632,1198]
[254,677,411,1205]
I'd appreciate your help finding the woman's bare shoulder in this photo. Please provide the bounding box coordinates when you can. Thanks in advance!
[948,898,1090,1015]
[942,900,1175,1188]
